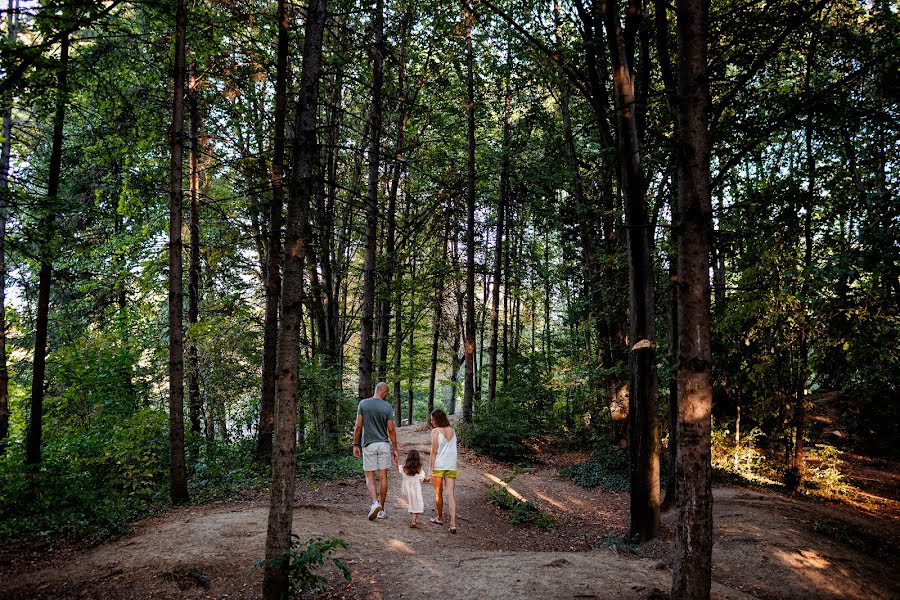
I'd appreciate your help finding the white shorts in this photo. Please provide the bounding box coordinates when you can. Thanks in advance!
[362,441,392,471]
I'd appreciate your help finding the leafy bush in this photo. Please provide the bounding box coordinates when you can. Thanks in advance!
[484,485,559,528]
[258,535,351,596]
[295,453,359,482]
[458,397,536,463]
[560,444,629,491]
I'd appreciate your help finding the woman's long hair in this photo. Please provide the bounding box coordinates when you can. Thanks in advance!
[430,409,451,428]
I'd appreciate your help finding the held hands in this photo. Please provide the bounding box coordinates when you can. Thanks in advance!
[391,449,400,466]
[424,475,433,483]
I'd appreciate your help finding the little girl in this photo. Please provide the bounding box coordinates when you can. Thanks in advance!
[398,449,427,527]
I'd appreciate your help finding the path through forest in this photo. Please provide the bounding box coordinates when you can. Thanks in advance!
[2,421,898,599]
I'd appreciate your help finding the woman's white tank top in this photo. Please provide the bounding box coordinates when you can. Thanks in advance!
[434,428,458,471]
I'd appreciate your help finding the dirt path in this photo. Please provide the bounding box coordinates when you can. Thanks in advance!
[2,422,897,599]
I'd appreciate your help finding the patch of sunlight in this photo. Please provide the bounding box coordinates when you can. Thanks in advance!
[387,538,416,555]
[536,492,570,512]
[773,548,831,571]
[483,473,527,502]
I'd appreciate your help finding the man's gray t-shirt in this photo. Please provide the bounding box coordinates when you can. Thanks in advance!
[357,397,394,447]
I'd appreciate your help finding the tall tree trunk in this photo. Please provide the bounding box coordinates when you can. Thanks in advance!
[407,256,417,425]
[262,0,325,596]
[488,55,509,404]
[462,0,476,424]
[25,31,68,469]
[428,210,450,413]
[662,216,678,512]
[671,0,713,596]
[393,262,403,423]
[358,0,384,400]
[187,64,202,436]
[166,1,189,502]
[257,0,290,461]
[503,200,511,386]
[791,28,818,487]
[0,0,17,453]
[602,0,659,541]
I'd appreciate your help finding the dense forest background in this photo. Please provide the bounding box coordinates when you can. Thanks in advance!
[0,0,897,596]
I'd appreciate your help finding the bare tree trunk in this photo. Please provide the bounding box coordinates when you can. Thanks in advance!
[428,210,450,413]
[408,256,417,425]
[790,28,818,488]
[671,0,713,596]
[165,2,189,502]
[602,0,659,541]
[257,0,290,461]
[262,0,325,597]
[462,0,476,424]
[187,64,202,436]
[488,54,509,404]
[358,0,384,400]
[26,30,68,469]
[503,201,511,386]
[0,0,17,453]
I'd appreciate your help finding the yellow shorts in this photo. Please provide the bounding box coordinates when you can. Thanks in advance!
[432,469,458,478]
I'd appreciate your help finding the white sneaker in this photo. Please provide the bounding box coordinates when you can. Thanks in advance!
[368,501,382,521]
[377,510,386,519]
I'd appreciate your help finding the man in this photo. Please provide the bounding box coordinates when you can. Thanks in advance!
[353,381,400,520]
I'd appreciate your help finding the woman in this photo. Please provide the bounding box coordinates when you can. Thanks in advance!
[428,409,458,533]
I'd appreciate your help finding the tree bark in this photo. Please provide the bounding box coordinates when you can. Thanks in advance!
[671,0,713,596]
[257,0,290,461]
[0,0,17,453]
[25,30,68,469]
[166,0,189,502]
[488,47,510,405]
[262,0,325,597]
[602,0,659,541]
[187,64,202,436]
[428,210,451,413]
[407,256,417,425]
[358,0,384,400]
[462,0,476,424]
[790,28,818,487]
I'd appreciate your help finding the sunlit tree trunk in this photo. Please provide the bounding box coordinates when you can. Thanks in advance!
[262,0,325,596]
[672,0,713,596]
[602,0,659,541]
[358,0,384,400]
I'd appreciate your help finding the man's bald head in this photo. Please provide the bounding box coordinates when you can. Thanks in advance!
[374,382,389,398]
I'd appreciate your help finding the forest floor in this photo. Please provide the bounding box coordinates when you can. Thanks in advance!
[1,421,898,600]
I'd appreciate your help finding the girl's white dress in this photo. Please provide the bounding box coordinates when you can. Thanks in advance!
[398,465,426,513]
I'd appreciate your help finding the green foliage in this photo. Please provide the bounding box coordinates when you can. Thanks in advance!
[484,485,559,529]
[560,442,629,492]
[458,396,536,463]
[258,536,351,596]
[295,453,359,483]
[0,408,169,544]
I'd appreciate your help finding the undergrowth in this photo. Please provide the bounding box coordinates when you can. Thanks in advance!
[560,444,629,492]
[484,484,559,528]
[257,535,351,596]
